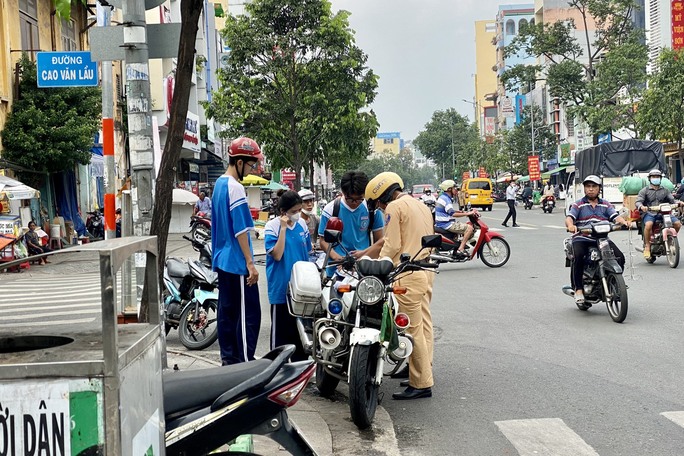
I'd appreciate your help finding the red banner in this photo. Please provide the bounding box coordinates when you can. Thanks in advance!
[281,170,296,181]
[478,167,487,178]
[462,172,470,182]
[674,0,684,49]
[528,156,541,181]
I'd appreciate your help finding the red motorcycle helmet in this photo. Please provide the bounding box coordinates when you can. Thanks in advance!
[326,217,343,232]
[229,137,264,160]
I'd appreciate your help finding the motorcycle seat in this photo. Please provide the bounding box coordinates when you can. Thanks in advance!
[356,257,394,277]
[163,358,272,418]
[434,226,456,239]
[167,258,190,278]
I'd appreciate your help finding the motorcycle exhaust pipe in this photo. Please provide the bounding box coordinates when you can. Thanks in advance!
[430,253,453,263]
[561,285,575,297]
[296,318,313,352]
[389,335,414,361]
[318,326,341,350]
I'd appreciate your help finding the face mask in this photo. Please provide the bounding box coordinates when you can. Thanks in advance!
[651,178,661,186]
[302,209,313,216]
[288,213,301,222]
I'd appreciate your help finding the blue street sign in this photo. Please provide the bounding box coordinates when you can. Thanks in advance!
[36,51,98,88]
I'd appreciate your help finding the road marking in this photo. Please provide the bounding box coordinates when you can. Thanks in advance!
[543,225,567,229]
[661,411,684,428]
[0,317,95,328]
[495,418,600,456]
[0,302,99,313]
[0,309,101,321]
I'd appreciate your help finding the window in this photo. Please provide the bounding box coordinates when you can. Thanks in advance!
[529,18,535,27]
[505,19,515,35]
[519,19,528,32]
[19,0,39,59]
[61,19,79,51]
[383,138,394,144]
[468,181,491,191]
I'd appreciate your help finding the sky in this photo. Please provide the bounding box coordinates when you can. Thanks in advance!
[328,0,506,141]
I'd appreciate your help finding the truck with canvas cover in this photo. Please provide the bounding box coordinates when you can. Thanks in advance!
[564,139,666,216]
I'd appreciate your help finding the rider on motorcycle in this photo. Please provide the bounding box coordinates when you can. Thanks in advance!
[541,182,555,207]
[635,169,684,259]
[565,175,630,305]
[420,188,436,205]
[194,191,212,219]
[435,180,476,259]
[521,183,533,206]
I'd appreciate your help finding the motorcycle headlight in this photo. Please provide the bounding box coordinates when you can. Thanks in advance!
[593,224,611,234]
[356,277,385,305]
[661,205,672,212]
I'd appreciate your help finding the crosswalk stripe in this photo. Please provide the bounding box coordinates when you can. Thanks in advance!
[495,418,600,456]
[661,411,684,427]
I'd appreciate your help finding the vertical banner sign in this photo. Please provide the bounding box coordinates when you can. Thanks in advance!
[478,167,487,178]
[462,171,470,182]
[559,143,572,165]
[673,0,684,50]
[528,155,541,181]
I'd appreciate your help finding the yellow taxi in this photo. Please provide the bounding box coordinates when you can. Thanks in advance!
[458,178,494,211]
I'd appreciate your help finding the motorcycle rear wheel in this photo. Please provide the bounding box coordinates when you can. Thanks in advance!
[479,238,510,268]
[191,224,211,243]
[605,273,628,323]
[179,299,219,350]
[666,235,680,268]
[348,344,379,430]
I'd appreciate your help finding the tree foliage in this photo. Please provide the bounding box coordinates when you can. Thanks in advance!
[504,105,557,174]
[0,54,101,184]
[337,148,437,190]
[206,0,379,190]
[413,109,479,179]
[637,48,684,173]
[501,0,647,136]
[52,0,86,20]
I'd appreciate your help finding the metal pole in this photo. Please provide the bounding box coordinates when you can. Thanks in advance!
[121,190,134,312]
[451,121,455,179]
[122,0,155,298]
[98,4,116,240]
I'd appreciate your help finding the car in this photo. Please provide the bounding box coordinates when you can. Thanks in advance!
[410,184,435,199]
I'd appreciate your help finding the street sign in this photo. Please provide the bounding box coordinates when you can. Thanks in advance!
[36,52,98,88]
[528,155,541,181]
[281,171,296,181]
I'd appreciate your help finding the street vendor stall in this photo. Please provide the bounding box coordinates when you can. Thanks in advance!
[0,175,41,226]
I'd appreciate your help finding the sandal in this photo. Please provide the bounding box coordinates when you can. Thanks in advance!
[574,292,585,304]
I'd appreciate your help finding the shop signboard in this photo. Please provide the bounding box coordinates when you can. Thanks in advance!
[528,155,541,181]
[559,143,572,165]
[673,0,684,50]
[182,111,201,153]
[281,170,296,182]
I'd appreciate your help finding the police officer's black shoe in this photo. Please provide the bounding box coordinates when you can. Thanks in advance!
[392,386,432,400]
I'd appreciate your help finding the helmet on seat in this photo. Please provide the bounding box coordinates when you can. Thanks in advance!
[582,175,602,186]
[228,137,263,160]
[365,172,404,204]
[439,180,456,192]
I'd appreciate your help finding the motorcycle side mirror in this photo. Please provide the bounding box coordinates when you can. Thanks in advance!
[421,234,442,249]
[324,229,342,244]
[400,253,411,263]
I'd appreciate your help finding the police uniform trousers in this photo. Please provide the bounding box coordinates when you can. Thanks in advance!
[396,269,434,389]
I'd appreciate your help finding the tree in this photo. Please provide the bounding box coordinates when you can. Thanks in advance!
[52,0,85,20]
[637,48,684,174]
[501,0,647,138]
[206,0,378,190]
[1,54,101,186]
[142,0,203,322]
[413,109,479,179]
[338,149,437,190]
[504,105,557,174]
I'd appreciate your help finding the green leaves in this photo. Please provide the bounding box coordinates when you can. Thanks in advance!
[206,0,377,186]
[504,105,557,174]
[52,0,85,20]
[0,54,101,178]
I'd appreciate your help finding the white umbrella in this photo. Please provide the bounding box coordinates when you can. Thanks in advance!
[172,188,199,205]
[0,175,40,200]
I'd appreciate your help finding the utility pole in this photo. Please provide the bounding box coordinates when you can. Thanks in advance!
[450,120,455,179]
[122,0,155,238]
[98,4,116,240]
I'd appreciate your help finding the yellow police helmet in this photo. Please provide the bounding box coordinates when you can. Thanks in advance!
[365,172,404,203]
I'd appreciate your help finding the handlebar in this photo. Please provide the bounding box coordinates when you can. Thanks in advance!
[574,223,624,235]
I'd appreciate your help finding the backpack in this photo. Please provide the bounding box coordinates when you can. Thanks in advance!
[332,197,375,243]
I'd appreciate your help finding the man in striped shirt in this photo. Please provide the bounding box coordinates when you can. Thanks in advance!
[565,175,629,304]
[435,180,476,258]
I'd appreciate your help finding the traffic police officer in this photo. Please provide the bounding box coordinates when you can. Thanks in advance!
[365,172,435,400]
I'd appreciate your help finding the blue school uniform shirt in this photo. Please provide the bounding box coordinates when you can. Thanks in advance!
[318,198,384,276]
[264,218,312,304]
[211,175,254,275]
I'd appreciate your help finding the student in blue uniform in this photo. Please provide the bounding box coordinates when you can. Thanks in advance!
[264,190,312,361]
[212,137,263,365]
[318,171,384,276]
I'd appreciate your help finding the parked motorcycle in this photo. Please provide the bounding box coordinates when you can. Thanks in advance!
[636,203,681,268]
[431,211,511,267]
[162,237,218,349]
[542,195,556,213]
[290,227,441,429]
[86,210,105,240]
[189,212,211,243]
[164,344,317,455]
[561,221,628,323]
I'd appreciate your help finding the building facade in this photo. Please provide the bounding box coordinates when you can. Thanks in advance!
[372,132,403,156]
[473,19,498,139]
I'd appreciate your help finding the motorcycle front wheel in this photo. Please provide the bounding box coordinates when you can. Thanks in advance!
[479,238,511,268]
[179,299,219,350]
[348,344,379,430]
[316,361,340,398]
[605,273,628,323]
[666,235,680,268]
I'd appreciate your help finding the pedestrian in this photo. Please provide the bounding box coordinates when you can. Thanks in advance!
[365,172,435,400]
[211,137,263,365]
[264,190,311,361]
[298,188,319,248]
[502,179,520,227]
[25,220,51,264]
[318,171,384,276]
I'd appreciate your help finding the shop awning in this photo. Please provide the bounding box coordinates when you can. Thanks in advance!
[517,175,530,182]
[0,175,40,200]
[172,188,199,205]
[262,181,288,191]
[541,166,570,179]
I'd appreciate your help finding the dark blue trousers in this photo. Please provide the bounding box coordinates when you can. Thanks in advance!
[217,270,261,365]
